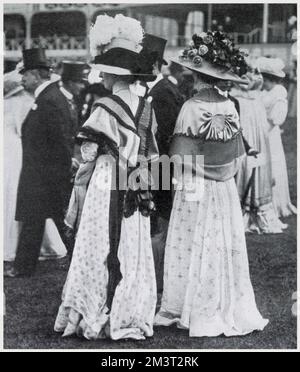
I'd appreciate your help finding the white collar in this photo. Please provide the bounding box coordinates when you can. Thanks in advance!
[34,81,52,99]
[147,73,163,92]
[215,86,228,98]
[168,75,178,86]
[60,85,74,100]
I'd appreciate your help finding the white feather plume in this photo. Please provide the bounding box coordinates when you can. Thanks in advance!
[89,14,144,57]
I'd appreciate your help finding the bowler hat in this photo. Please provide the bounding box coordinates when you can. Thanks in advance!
[61,61,88,82]
[20,48,51,74]
[142,34,168,66]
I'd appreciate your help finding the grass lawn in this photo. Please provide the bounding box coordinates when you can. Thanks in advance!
[3,117,297,350]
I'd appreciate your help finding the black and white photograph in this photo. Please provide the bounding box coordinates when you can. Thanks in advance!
[2,1,298,352]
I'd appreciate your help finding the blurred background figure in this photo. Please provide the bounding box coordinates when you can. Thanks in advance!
[211,19,219,32]
[231,69,288,234]
[224,16,234,36]
[287,15,297,42]
[257,57,297,218]
[287,60,297,119]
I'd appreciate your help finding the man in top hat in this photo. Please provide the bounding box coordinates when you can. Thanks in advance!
[141,34,184,295]
[5,48,74,277]
[59,61,89,163]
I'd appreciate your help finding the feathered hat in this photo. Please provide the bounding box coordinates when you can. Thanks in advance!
[89,14,155,81]
[171,31,249,84]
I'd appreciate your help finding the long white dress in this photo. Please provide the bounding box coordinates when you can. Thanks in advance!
[55,87,157,340]
[4,89,67,262]
[261,85,297,217]
[232,88,287,234]
[154,90,269,337]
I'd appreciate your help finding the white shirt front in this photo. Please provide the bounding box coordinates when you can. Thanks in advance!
[147,73,164,93]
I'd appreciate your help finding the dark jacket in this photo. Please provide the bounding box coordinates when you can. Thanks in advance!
[16,82,73,221]
[148,78,184,156]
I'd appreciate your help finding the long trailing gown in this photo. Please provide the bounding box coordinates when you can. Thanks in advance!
[4,89,67,262]
[232,88,287,234]
[154,88,269,337]
[261,85,297,218]
[54,85,159,340]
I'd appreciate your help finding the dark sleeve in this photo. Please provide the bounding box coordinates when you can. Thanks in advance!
[151,87,183,154]
[38,99,72,184]
[151,88,182,137]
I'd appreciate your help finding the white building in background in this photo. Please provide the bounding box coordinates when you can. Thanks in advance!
[3,3,297,71]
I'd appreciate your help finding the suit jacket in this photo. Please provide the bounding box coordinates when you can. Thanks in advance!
[16,83,73,221]
[148,78,184,156]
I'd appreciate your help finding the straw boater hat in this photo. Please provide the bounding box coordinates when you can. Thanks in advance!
[255,57,285,78]
[89,14,155,81]
[171,31,248,84]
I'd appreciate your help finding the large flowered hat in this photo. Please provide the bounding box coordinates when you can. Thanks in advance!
[172,31,249,84]
[89,14,155,81]
[255,56,285,78]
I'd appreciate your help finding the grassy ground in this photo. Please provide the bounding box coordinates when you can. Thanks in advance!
[4,118,297,350]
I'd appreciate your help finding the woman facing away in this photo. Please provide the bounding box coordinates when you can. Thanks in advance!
[54,15,159,340]
[256,57,297,218]
[154,32,269,337]
[4,68,67,266]
[231,69,287,234]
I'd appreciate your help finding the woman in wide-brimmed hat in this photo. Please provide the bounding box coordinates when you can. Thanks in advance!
[154,31,269,337]
[55,14,160,341]
[256,57,297,218]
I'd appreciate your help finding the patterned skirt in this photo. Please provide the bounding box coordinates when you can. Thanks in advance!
[54,155,157,340]
[155,178,269,337]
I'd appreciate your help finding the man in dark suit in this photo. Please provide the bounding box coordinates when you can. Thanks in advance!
[141,34,184,294]
[5,49,73,277]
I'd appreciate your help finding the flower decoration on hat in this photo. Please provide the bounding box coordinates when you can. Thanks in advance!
[179,31,249,76]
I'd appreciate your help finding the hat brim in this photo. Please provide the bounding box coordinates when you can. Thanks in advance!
[19,64,51,74]
[260,69,285,78]
[170,58,248,84]
[90,63,133,75]
[90,63,156,81]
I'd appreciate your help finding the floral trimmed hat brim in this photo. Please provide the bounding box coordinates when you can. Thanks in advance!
[175,31,249,84]
[171,57,248,84]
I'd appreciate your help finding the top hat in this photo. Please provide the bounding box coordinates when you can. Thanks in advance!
[20,48,51,74]
[142,34,168,66]
[61,61,89,82]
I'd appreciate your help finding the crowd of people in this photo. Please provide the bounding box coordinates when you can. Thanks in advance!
[4,14,296,341]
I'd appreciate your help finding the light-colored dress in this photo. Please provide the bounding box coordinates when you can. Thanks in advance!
[154,89,269,337]
[55,87,158,340]
[232,88,287,234]
[261,85,297,217]
[4,89,67,262]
